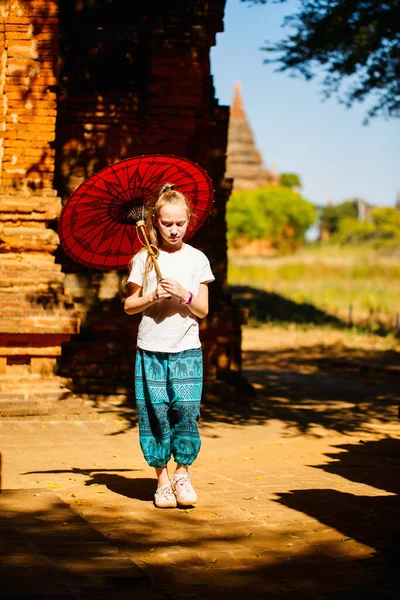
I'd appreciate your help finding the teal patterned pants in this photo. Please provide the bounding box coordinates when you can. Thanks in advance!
[135,348,203,468]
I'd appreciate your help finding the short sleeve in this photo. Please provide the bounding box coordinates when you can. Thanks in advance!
[199,255,215,284]
[127,252,146,286]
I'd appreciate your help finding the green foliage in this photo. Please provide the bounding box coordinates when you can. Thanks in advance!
[320,200,358,235]
[280,173,301,189]
[241,0,400,120]
[371,207,400,231]
[334,218,376,244]
[226,185,316,252]
[333,207,400,245]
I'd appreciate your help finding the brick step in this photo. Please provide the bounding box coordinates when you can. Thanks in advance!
[0,374,99,416]
[0,307,78,317]
[59,356,128,367]
[0,389,69,402]
[0,283,65,294]
[0,271,65,283]
[62,377,132,395]
[0,375,131,395]
[0,396,96,417]
[60,345,133,361]
[0,376,66,391]
[0,292,73,306]
[0,264,63,273]
[0,226,59,245]
[0,315,79,334]
[0,260,62,272]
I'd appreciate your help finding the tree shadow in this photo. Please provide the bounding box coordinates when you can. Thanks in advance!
[274,438,400,598]
[237,342,400,436]
[229,284,394,336]
[10,441,400,598]
[0,489,152,598]
[3,473,399,599]
[55,273,140,409]
[229,284,345,327]
[57,329,400,438]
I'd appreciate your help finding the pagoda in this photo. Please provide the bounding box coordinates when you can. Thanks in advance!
[225,82,278,191]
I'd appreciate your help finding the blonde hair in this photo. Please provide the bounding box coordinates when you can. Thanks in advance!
[127,183,191,284]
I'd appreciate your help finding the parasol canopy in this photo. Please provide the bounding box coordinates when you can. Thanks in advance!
[58,154,214,270]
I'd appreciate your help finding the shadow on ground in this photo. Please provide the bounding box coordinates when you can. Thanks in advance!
[21,467,156,503]
[274,437,400,599]
[72,333,400,438]
[0,489,153,599]
[229,284,346,328]
[56,282,400,437]
[4,440,400,599]
[232,341,400,436]
[229,285,399,340]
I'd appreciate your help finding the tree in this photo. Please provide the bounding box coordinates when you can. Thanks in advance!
[320,199,358,235]
[280,173,302,189]
[242,1,400,120]
[227,185,316,252]
[334,207,400,244]
[371,206,400,230]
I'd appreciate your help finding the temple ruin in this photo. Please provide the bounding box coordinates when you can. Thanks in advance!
[225,81,279,191]
[0,0,243,415]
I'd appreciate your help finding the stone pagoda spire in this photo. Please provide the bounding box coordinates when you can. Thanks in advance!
[225,82,277,191]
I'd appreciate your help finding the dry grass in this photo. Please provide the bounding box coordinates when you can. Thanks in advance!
[228,244,400,332]
[242,323,400,353]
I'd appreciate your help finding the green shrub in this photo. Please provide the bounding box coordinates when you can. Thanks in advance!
[320,200,358,235]
[227,185,316,252]
[334,217,376,244]
[332,207,400,246]
[371,207,400,230]
[280,173,301,189]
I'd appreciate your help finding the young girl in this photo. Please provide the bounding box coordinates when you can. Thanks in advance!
[124,183,214,508]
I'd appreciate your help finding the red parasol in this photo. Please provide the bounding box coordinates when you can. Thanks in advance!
[58,154,214,271]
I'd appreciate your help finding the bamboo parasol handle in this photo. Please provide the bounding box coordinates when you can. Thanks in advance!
[136,219,164,281]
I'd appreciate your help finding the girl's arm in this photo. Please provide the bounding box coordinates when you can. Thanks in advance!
[159,280,210,319]
[124,282,170,315]
[187,282,209,319]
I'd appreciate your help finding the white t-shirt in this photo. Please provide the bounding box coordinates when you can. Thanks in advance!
[128,244,214,352]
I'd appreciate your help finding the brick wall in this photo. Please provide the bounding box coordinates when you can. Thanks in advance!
[0,1,79,415]
[0,0,243,413]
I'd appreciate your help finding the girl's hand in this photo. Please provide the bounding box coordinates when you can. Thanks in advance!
[159,278,187,302]
[152,282,172,303]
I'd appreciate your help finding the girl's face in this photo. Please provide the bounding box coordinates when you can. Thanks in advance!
[156,203,189,250]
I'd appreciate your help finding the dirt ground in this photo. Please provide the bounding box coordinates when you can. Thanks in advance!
[241,326,400,431]
[1,325,399,599]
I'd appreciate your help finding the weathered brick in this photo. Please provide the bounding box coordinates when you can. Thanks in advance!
[0,0,239,412]
[30,357,57,376]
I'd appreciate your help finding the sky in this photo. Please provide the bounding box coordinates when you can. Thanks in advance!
[210,0,400,209]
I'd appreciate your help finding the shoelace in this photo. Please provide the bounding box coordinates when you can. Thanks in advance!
[158,484,173,497]
[175,474,191,491]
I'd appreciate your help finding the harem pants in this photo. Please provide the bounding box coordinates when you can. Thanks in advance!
[135,347,203,468]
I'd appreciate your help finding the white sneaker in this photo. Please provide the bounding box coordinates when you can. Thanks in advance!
[154,482,177,508]
[173,472,198,507]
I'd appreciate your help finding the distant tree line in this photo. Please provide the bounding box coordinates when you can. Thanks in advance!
[227,183,400,254]
[320,200,400,246]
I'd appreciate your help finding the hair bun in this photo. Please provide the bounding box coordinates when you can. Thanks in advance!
[159,182,175,194]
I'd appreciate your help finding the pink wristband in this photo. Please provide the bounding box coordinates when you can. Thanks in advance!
[180,291,193,305]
